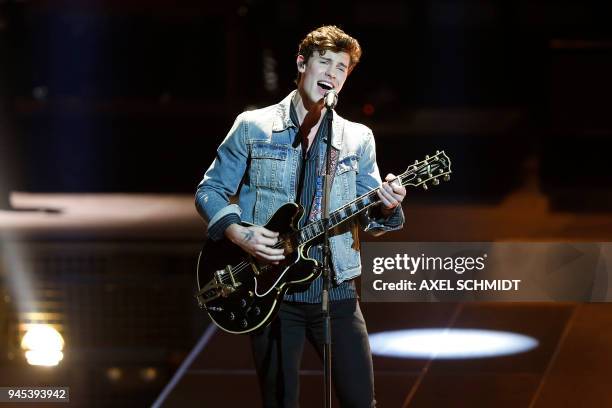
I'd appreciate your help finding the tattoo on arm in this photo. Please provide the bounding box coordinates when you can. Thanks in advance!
[242,230,255,242]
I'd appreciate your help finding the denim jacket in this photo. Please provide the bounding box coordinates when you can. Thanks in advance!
[196,91,404,283]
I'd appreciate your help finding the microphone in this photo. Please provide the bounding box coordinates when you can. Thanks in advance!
[324,90,338,109]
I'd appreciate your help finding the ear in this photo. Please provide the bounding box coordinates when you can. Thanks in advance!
[296,55,306,73]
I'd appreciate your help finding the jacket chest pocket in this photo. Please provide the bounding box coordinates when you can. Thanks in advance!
[335,155,359,201]
[250,142,290,189]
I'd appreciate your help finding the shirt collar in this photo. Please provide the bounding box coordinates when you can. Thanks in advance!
[273,90,344,150]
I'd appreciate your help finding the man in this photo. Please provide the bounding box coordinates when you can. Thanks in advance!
[196,25,405,407]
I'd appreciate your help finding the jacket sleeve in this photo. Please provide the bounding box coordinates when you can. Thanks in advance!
[356,129,405,234]
[195,113,249,232]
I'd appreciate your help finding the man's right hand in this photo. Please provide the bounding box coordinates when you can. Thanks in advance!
[224,224,285,263]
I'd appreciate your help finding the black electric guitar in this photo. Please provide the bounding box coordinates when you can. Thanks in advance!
[195,151,452,334]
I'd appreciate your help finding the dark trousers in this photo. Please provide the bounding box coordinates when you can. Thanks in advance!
[250,298,376,408]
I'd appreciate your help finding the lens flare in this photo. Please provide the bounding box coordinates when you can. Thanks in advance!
[21,324,65,366]
[369,328,538,359]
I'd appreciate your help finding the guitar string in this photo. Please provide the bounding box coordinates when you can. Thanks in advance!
[212,160,445,286]
[214,171,415,284]
[215,188,383,284]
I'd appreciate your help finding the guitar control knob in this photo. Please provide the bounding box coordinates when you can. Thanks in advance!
[253,306,260,316]
[229,312,235,321]
[240,319,248,329]
[240,299,247,308]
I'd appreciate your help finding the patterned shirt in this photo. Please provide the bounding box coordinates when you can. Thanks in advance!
[283,102,356,303]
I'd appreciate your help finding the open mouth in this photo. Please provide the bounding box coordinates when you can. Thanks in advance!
[317,81,334,91]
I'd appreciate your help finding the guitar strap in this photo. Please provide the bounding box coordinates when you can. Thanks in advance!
[307,142,339,222]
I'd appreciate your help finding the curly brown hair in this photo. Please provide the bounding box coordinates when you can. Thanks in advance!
[296,25,362,84]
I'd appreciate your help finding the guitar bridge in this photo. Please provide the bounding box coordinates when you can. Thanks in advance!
[195,265,241,308]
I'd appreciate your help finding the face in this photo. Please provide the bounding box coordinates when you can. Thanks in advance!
[297,50,350,106]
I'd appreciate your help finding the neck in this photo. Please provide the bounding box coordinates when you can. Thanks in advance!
[293,88,326,128]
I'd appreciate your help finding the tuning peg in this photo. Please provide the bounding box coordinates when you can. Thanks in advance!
[422,183,428,190]
[432,178,440,185]
[414,160,419,165]
[425,155,430,159]
[444,175,450,181]
[436,150,440,154]
[417,177,422,183]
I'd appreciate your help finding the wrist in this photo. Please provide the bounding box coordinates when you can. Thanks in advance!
[224,223,242,242]
[380,205,396,217]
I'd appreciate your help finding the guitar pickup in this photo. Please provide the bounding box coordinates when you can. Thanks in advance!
[216,265,242,287]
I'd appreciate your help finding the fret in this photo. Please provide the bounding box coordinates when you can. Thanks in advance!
[328,213,337,226]
[335,211,342,223]
[301,186,385,242]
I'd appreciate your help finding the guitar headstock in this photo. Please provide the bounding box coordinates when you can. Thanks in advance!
[400,150,452,190]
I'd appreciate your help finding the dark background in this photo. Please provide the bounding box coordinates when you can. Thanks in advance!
[1,1,612,406]
[1,0,611,210]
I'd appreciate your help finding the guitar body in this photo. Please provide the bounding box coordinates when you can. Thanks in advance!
[196,203,320,334]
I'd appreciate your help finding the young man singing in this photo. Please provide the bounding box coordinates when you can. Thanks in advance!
[196,25,406,407]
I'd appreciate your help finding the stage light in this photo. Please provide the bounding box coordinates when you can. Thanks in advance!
[21,324,65,366]
[369,328,538,359]
[362,103,375,116]
[140,367,158,382]
[106,367,122,381]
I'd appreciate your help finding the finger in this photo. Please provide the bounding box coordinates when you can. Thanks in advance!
[378,185,393,201]
[382,184,402,202]
[390,185,406,196]
[256,236,279,247]
[377,190,397,209]
[382,185,400,205]
[387,188,405,202]
[386,174,403,187]
[255,245,285,257]
[258,227,280,238]
[383,183,405,201]
[382,183,395,195]
[385,173,397,182]
[388,181,406,194]
[255,251,286,261]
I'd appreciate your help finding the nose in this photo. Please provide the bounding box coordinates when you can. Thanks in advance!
[325,66,336,80]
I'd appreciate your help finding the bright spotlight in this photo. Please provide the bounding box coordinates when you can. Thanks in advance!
[21,324,65,366]
[369,328,538,359]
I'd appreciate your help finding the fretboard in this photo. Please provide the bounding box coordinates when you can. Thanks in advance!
[296,186,385,245]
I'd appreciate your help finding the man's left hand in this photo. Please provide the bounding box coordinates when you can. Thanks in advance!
[377,173,406,216]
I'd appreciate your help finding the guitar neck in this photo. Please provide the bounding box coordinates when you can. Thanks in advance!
[297,187,383,245]
[295,150,451,246]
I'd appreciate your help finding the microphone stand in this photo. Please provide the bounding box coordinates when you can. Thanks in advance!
[321,97,335,408]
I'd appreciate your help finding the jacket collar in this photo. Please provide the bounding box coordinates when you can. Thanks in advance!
[272,90,344,151]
